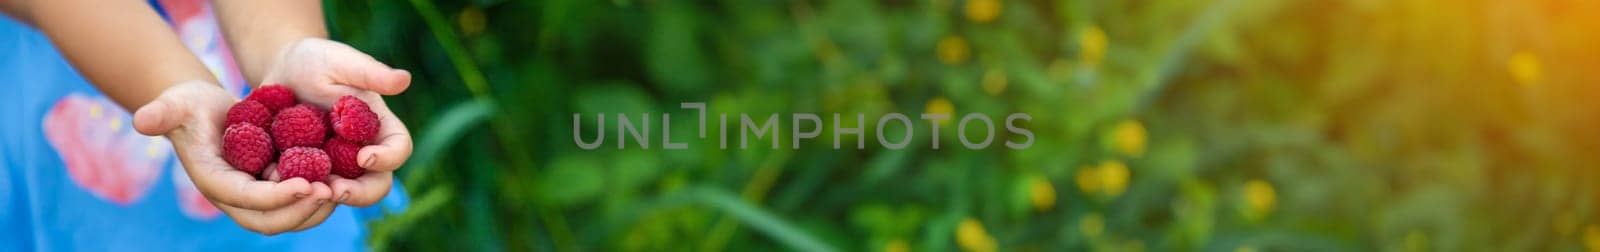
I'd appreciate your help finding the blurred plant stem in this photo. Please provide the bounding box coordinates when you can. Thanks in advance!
[405,0,571,250]
[1135,0,1240,113]
[701,151,793,252]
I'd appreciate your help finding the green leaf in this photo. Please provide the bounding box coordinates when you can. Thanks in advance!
[537,153,606,207]
[681,186,839,252]
[404,98,497,185]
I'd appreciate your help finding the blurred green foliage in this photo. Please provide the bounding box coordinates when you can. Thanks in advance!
[327,0,1600,251]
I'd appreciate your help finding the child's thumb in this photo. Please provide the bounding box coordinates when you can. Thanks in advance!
[134,97,187,136]
[331,55,411,95]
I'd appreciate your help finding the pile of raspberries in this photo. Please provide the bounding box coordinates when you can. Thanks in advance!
[222,85,379,183]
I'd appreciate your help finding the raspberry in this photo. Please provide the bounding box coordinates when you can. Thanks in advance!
[225,100,272,129]
[330,95,380,142]
[276,147,331,183]
[222,123,272,176]
[324,137,365,179]
[246,85,296,113]
[271,104,327,152]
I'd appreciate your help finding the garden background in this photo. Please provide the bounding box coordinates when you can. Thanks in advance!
[327,0,1600,251]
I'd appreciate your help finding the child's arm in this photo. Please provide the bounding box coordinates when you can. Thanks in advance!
[212,0,414,222]
[9,0,213,109]
[1,0,333,235]
[210,0,325,85]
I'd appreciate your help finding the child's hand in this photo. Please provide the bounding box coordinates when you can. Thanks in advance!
[261,38,413,208]
[133,81,335,235]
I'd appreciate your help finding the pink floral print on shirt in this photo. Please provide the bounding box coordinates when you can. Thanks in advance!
[42,94,171,205]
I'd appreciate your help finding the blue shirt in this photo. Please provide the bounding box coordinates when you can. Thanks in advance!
[0,5,406,251]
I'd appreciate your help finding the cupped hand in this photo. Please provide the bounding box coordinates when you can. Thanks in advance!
[133,81,333,235]
[261,38,412,210]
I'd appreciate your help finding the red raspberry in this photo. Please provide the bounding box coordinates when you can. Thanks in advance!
[271,104,327,152]
[330,95,380,142]
[246,85,296,113]
[225,100,272,129]
[222,123,272,176]
[324,137,365,179]
[276,147,331,183]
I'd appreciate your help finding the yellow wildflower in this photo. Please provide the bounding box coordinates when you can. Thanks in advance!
[1508,51,1542,86]
[925,97,955,127]
[964,0,1001,24]
[1077,161,1130,198]
[1027,176,1056,211]
[1099,160,1130,197]
[1243,179,1276,220]
[1111,120,1147,157]
[981,68,1007,96]
[1076,165,1100,194]
[937,36,970,65]
[1079,26,1108,67]
[956,218,997,252]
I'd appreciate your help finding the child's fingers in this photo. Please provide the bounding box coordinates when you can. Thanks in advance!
[289,202,338,232]
[172,134,311,211]
[329,171,393,207]
[215,183,332,235]
[329,51,411,96]
[358,103,412,172]
[203,170,313,211]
